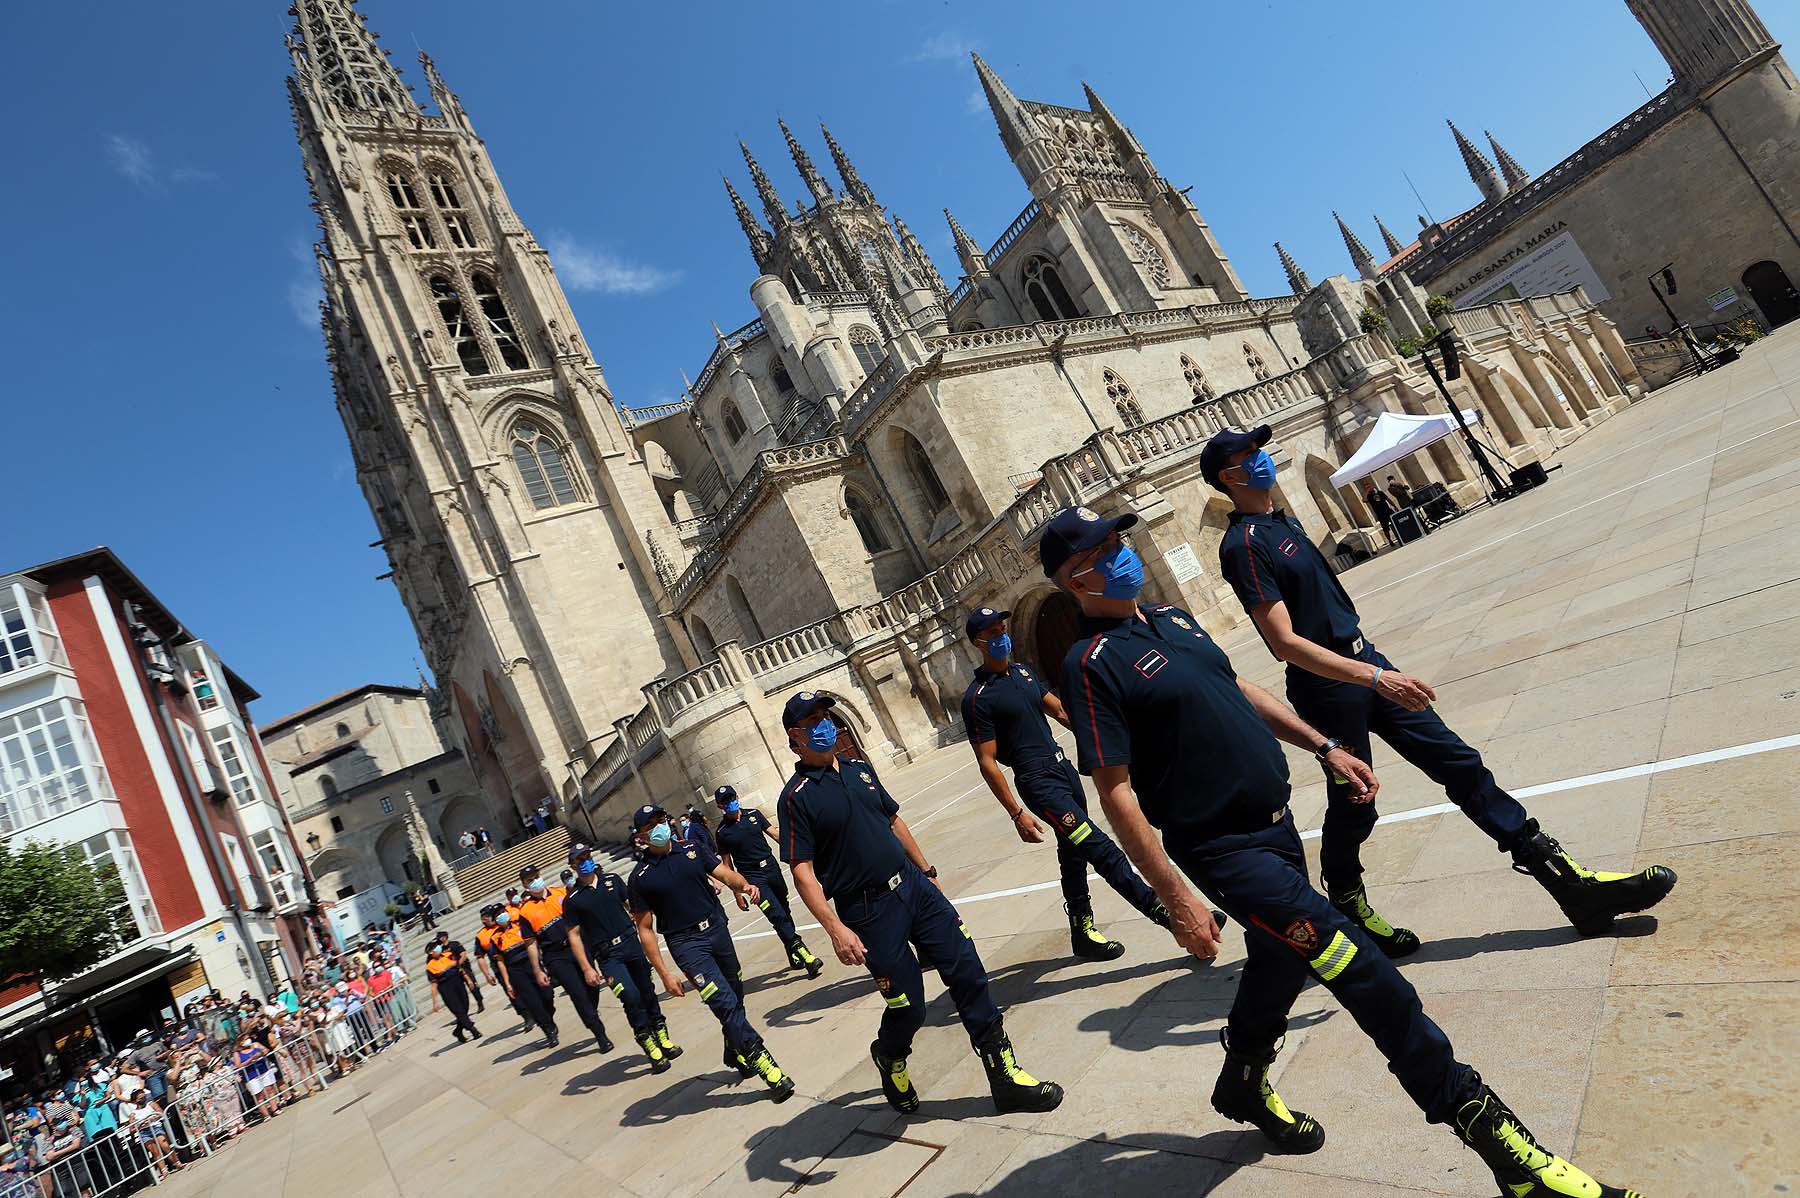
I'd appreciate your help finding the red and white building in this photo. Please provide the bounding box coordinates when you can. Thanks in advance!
[0,548,319,1086]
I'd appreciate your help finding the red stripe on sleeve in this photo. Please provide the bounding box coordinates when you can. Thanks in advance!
[1243,526,1266,601]
[1079,635,1106,767]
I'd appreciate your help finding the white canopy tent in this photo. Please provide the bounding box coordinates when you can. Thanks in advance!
[1329,409,1485,490]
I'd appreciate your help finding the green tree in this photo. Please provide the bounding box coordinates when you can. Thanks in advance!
[0,839,134,985]
[1358,306,1389,336]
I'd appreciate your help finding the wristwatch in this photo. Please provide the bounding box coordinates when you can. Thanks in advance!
[922,866,939,879]
[1313,737,1344,762]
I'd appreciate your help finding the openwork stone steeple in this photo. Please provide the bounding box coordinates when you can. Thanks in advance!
[780,119,833,204]
[821,123,876,206]
[739,141,790,230]
[725,177,772,265]
[287,0,417,116]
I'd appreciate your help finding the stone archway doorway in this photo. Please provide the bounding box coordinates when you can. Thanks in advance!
[1741,260,1799,328]
[1029,591,1083,682]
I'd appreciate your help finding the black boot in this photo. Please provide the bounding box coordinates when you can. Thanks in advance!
[636,1030,671,1073]
[976,1027,1062,1114]
[725,1044,755,1079]
[594,1029,615,1054]
[1329,884,1421,958]
[787,939,825,979]
[1454,1081,1643,1196]
[1511,824,1677,935]
[1208,1030,1324,1154]
[1066,900,1125,962]
[652,1021,682,1059]
[743,1043,796,1103]
[870,1040,920,1113]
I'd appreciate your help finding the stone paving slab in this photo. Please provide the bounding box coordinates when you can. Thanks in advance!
[149,327,1800,1196]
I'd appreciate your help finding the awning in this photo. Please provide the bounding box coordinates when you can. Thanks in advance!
[1329,409,1484,490]
[0,945,194,1040]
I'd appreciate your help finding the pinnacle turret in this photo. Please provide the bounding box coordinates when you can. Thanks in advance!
[779,119,833,204]
[724,176,772,264]
[945,208,986,275]
[973,52,1039,159]
[1448,119,1507,204]
[739,141,789,229]
[819,123,875,207]
[1485,130,1531,190]
[1374,215,1405,257]
[893,215,946,295]
[288,0,418,116]
[1274,242,1312,295]
[1334,211,1379,280]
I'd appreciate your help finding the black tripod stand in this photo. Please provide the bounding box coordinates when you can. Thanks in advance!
[1416,331,1513,503]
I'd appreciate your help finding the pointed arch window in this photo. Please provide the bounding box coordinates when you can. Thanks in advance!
[471,272,529,371]
[721,401,748,443]
[1023,256,1080,322]
[427,170,477,249]
[901,432,950,516]
[845,489,891,554]
[848,326,883,375]
[1104,369,1144,428]
[511,422,580,510]
[428,274,489,375]
[1181,354,1214,402]
[1121,224,1172,290]
[387,171,436,249]
[1243,343,1271,382]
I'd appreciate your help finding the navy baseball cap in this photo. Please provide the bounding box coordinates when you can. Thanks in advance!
[781,690,837,728]
[964,607,1011,640]
[1199,424,1273,488]
[566,841,591,866]
[713,785,737,804]
[1038,506,1139,579]
[631,804,667,830]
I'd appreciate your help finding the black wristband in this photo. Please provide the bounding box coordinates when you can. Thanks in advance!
[922,866,938,879]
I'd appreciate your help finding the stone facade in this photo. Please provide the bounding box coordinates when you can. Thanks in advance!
[259,684,507,896]
[290,1,1745,844]
[1361,2,1800,342]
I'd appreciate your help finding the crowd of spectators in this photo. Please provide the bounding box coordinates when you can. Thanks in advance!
[0,926,419,1196]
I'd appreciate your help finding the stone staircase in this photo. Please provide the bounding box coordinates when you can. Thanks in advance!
[451,826,573,900]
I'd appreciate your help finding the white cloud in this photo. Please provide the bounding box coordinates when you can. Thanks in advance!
[916,32,976,63]
[965,89,988,116]
[106,134,212,189]
[545,232,680,295]
[287,240,321,329]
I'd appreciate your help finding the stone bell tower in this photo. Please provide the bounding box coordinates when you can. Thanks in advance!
[287,0,686,812]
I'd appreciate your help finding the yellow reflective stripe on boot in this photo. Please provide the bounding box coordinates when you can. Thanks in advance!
[1000,1046,1041,1087]
[1067,821,1093,845]
[697,981,718,1000]
[885,993,911,1009]
[1309,930,1358,981]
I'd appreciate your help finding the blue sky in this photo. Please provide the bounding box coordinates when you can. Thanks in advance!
[4,1,1791,722]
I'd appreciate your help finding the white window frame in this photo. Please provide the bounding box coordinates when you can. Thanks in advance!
[0,580,65,677]
[208,725,264,808]
[0,695,115,836]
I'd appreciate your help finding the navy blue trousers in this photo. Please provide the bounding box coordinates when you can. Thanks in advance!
[665,920,759,1055]
[501,955,558,1037]
[540,945,608,1044]
[1288,642,1531,893]
[1166,811,1478,1124]
[1016,756,1159,916]
[593,943,664,1037]
[836,864,1001,1058]
[740,864,801,949]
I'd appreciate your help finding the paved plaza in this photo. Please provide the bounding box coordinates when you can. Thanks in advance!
[163,327,1800,1196]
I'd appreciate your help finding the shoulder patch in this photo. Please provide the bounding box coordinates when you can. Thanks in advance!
[858,771,872,783]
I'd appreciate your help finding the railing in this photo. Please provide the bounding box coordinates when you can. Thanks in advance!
[921,294,1305,358]
[743,616,845,676]
[1116,398,1232,464]
[836,351,904,434]
[690,315,768,396]
[948,277,974,310]
[1214,360,1327,423]
[655,657,739,723]
[671,513,714,543]
[808,290,871,310]
[620,398,691,428]
[986,199,1042,264]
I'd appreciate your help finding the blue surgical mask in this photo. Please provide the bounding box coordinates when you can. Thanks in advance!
[526,878,547,894]
[576,858,598,877]
[722,800,741,815]
[647,823,673,849]
[1238,449,1277,490]
[1078,542,1145,599]
[807,717,840,752]
[495,913,511,926]
[986,633,1012,660]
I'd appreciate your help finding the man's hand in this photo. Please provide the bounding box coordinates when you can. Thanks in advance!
[1166,891,1223,960]
[828,923,867,966]
[1374,669,1436,712]
[532,969,551,990]
[581,966,601,989]
[1012,810,1046,844]
[1325,748,1379,803]
[741,883,761,907]
[734,891,750,911]
[660,970,687,998]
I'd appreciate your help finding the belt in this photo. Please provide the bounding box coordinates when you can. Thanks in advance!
[663,915,717,938]
[835,871,904,907]
[740,857,773,872]
[1337,635,1365,655]
[1193,804,1290,841]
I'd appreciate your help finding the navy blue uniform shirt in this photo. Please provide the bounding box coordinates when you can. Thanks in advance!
[961,663,1059,768]
[777,759,906,900]
[1061,603,1290,838]
[627,841,723,930]
[714,809,778,873]
[1217,510,1362,653]
[682,818,718,855]
[563,871,638,947]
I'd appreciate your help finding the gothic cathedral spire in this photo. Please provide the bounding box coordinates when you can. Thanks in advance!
[972,52,1039,160]
[820,123,876,206]
[724,176,773,265]
[779,119,833,204]
[287,0,418,117]
[1447,119,1507,204]
[1334,211,1379,280]
[1374,215,1405,257]
[945,208,985,274]
[1274,242,1312,295]
[1485,131,1531,190]
[739,141,790,230]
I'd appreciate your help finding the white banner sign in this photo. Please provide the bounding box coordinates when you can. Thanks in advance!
[1453,228,1610,308]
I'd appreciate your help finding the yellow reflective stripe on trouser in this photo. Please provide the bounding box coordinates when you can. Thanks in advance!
[885,993,911,1009]
[697,981,718,1000]
[1067,821,1093,845]
[610,981,624,995]
[1309,930,1357,981]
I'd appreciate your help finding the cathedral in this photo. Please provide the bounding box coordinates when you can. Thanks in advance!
[287,0,1781,838]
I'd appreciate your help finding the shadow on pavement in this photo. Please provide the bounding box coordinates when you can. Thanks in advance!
[561,1052,654,1095]
[956,1130,1265,1195]
[618,1074,770,1126]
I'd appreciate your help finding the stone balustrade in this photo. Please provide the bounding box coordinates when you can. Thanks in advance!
[744,616,846,676]
[1117,400,1231,464]
[1216,362,1327,423]
[621,399,691,429]
[808,291,871,310]
[690,316,768,396]
[654,655,741,724]
[986,199,1042,265]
